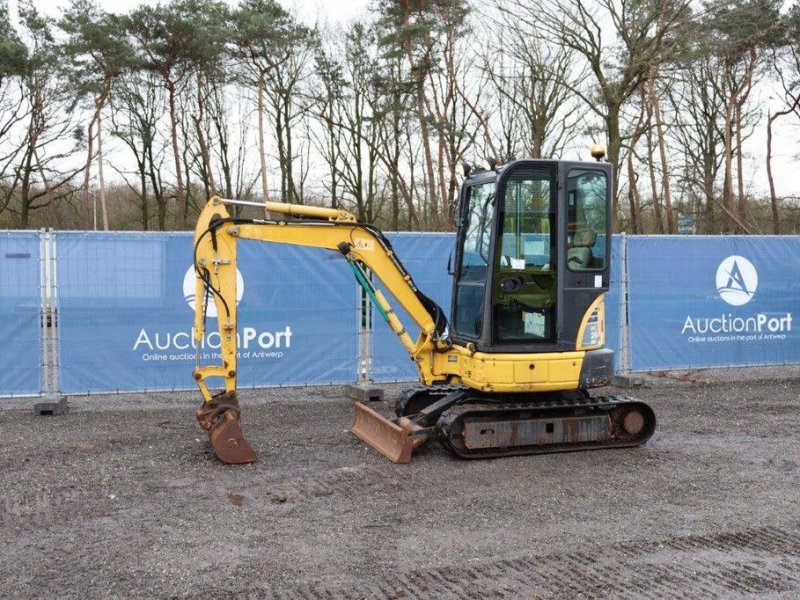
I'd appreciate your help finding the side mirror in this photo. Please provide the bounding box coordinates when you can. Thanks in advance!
[448,196,459,221]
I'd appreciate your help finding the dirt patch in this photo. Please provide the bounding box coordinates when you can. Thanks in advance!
[1,376,800,597]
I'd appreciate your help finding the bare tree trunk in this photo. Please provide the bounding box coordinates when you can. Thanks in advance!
[283,98,300,203]
[139,166,149,231]
[648,76,674,233]
[605,105,624,232]
[645,134,662,233]
[642,86,663,234]
[193,74,216,198]
[81,115,97,229]
[400,0,437,226]
[626,150,642,234]
[80,77,111,229]
[426,71,450,230]
[415,91,437,224]
[32,145,62,229]
[766,109,780,234]
[433,111,449,228]
[257,71,270,204]
[167,78,185,228]
[97,112,109,230]
[735,102,746,222]
[193,116,216,198]
[722,89,736,231]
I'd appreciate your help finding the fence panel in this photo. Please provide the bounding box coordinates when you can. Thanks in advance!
[371,233,455,382]
[57,232,358,393]
[13,231,800,394]
[627,235,800,371]
[0,232,41,395]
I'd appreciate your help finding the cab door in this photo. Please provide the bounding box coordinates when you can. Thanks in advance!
[488,161,560,351]
[451,178,495,340]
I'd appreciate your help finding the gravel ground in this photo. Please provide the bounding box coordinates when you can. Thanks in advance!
[2,367,800,598]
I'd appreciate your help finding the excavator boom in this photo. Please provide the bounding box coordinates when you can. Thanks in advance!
[192,196,453,462]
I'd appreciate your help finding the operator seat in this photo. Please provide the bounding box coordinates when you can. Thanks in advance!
[568,228,596,269]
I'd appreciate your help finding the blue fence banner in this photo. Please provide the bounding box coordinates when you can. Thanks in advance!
[627,236,800,371]
[5,230,800,396]
[0,232,41,395]
[57,232,358,393]
[372,233,455,382]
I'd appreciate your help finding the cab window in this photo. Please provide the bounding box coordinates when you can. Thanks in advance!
[567,170,607,270]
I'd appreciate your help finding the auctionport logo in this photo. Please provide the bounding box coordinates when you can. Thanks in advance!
[182,265,244,317]
[716,255,757,306]
[133,266,292,357]
[681,254,791,341]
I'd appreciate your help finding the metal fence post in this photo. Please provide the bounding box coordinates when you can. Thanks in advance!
[346,267,384,402]
[357,270,373,384]
[34,229,66,415]
[619,232,631,374]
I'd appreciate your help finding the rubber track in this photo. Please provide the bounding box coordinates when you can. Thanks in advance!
[438,394,656,459]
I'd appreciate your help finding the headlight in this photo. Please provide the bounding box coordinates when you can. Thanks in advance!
[580,307,604,348]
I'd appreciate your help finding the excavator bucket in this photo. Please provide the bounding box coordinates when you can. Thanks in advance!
[208,412,257,464]
[196,391,257,464]
[351,401,432,464]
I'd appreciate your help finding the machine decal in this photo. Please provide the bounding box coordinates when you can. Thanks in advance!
[353,238,375,252]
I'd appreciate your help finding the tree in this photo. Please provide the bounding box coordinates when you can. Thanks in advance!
[373,48,420,229]
[231,0,312,204]
[480,20,581,160]
[376,0,470,228]
[0,0,29,218]
[61,0,134,230]
[511,0,693,229]
[127,2,202,229]
[179,0,230,202]
[700,0,784,231]
[5,1,83,228]
[110,70,167,230]
[766,4,800,234]
[312,28,347,211]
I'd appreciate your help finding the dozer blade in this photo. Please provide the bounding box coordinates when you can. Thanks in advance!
[351,401,432,464]
[196,391,257,464]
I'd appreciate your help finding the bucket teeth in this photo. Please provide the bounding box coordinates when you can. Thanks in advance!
[196,391,257,464]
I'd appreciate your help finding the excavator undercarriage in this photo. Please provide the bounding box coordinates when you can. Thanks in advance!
[352,386,655,463]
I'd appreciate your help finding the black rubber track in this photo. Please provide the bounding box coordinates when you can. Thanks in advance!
[437,393,656,459]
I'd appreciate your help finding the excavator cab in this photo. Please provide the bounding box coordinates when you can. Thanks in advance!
[452,159,611,368]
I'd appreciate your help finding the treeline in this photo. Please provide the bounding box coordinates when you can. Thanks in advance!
[0,0,799,233]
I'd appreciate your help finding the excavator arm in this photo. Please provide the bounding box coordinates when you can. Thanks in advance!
[192,196,451,463]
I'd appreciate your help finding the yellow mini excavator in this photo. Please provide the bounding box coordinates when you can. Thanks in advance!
[192,153,655,464]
